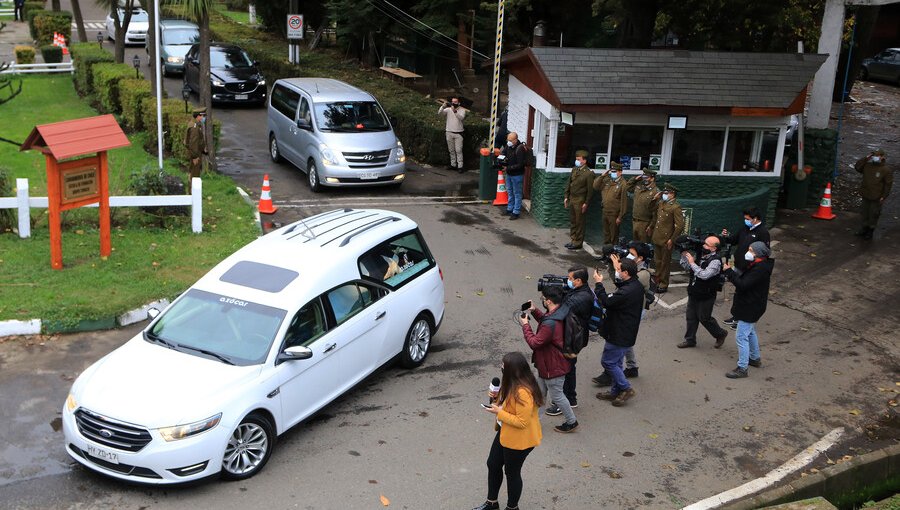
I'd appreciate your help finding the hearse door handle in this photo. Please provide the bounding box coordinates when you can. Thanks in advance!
[375,311,387,321]
[323,343,337,354]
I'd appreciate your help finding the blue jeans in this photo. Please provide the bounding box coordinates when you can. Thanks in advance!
[506,174,524,215]
[601,342,631,394]
[735,320,761,369]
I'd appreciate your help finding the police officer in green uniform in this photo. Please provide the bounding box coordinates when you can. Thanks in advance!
[626,168,659,242]
[184,107,207,193]
[593,161,628,245]
[564,150,595,250]
[649,183,685,293]
[854,149,893,240]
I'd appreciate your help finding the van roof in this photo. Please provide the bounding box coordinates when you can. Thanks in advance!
[192,209,420,306]
[276,78,375,102]
[159,19,198,30]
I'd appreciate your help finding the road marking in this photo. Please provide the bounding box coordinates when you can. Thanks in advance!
[73,21,106,30]
[681,427,844,510]
[655,297,688,310]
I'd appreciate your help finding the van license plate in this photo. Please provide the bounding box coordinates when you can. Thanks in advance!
[359,172,378,180]
[86,444,119,464]
[235,94,248,100]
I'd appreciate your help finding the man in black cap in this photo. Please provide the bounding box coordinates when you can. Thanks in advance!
[722,241,774,379]
[184,107,207,192]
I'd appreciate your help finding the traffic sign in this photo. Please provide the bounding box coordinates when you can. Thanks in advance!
[287,14,304,40]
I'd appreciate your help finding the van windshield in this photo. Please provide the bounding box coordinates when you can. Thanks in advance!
[163,29,198,45]
[314,101,390,132]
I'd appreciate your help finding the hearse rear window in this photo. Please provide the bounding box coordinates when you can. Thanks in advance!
[220,261,299,293]
[358,231,434,288]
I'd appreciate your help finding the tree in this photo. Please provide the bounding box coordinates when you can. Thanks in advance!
[71,0,88,43]
[96,0,135,63]
[174,0,216,172]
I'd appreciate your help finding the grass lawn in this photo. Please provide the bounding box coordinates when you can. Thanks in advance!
[213,3,251,25]
[0,75,260,326]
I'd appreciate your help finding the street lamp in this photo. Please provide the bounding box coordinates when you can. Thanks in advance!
[96,31,103,48]
[182,82,191,113]
[132,54,140,78]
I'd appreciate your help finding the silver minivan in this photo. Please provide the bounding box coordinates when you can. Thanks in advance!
[267,78,406,191]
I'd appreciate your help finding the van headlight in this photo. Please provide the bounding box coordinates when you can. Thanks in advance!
[166,56,183,64]
[211,78,224,87]
[394,142,406,163]
[158,413,222,442]
[66,393,78,412]
[320,145,338,166]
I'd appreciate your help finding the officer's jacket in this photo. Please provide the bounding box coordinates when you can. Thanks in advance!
[565,166,594,204]
[650,199,685,245]
[627,177,659,222]
[855,157,894,201]
[593,174,628,218]
[186,123,207,159]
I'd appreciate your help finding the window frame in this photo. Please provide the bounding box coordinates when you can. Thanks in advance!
[357,229,437,290]
[271,84,301,121]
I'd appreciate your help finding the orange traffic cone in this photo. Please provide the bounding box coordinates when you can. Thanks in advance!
[811,182,837,220]
[52,32,60,47]
[60,35,68,55]
[258,174,278,214]
[492,170,508,206]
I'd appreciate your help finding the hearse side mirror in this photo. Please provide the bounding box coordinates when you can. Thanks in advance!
[278,345,313,363]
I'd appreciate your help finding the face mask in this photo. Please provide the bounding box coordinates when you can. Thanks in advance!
[872,156,882,163]
[744,251,755,261]
[566,280,575,289]
[574,160,583,168]
[200,116,206,125]
[610,172,618,179]
[626,253,636,260]
[507,141,514,147]
[451,103,460,108]
[662,193,670,202]
[744,219,753,228]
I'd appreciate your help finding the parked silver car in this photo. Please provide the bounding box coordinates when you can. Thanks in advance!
[861,48,900,85]
[267,78,406,192]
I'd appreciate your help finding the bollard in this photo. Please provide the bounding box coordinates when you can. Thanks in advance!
[479,152,495,201]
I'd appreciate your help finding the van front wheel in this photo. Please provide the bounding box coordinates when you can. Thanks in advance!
[308,160,321,192]
[269,135,282,163]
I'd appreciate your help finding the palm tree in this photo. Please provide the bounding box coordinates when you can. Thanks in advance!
[95,0,135,63]
[174,0,215,172]
[71,0,88,43]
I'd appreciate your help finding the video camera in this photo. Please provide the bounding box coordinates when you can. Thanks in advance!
[674,228,732,257]
[599,238,654,263]
[537,274,569,293]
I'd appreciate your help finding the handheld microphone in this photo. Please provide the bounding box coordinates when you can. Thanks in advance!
[488,377,501,406]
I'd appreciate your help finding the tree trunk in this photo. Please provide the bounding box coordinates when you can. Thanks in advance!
[71,0,87,43]
[51,0,60,11]
[617,0,659,48]
[199,8,216,172]
[114,9,133,64]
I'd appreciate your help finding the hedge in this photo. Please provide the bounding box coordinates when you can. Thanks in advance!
[199,8,490,166]
[40,44,63,64]
[31,10,72,46]
[119,78,152,131]
[70,43,115,95]
[91,62,137,113]
[15,45,35,65]
[22,1,46,23]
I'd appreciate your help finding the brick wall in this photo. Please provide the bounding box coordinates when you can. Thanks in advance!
[530,168,778,247]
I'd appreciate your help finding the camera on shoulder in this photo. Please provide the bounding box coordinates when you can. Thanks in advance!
[537,274,569,292]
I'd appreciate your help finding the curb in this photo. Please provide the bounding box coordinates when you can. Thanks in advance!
[0,299,171,338]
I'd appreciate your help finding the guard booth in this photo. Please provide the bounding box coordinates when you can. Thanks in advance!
[20,115,130,270]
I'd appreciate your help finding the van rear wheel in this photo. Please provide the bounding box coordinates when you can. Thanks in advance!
[307,160,321,192]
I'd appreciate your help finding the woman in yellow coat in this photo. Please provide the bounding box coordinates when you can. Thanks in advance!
[472,352,544,510]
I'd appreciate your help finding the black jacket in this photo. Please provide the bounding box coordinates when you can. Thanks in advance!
[500,142,527,176]
[724,258,775,323]
[563,284,594,344]
[725,224,770,271]
[594,278,643,347]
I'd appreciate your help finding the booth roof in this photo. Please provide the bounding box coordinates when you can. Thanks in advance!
[501,47,827,110]
[20,114,130,160]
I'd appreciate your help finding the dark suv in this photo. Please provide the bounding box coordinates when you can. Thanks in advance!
[183,43,266,105]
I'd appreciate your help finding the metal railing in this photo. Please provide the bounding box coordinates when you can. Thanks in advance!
[0,62,75,74]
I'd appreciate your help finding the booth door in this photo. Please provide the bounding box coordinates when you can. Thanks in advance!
[524,106,535,199]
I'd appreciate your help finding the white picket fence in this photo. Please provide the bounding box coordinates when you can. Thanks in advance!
[0,62,75,74]
[0,177,203,237]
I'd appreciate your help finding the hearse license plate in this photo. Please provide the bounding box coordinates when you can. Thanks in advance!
[235,94,248,100]
[86,444,119,464]
[359,172,378,180]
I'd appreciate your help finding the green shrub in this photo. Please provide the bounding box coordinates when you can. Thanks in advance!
[142,98,186,153]
[223,0,250,10]
[14,45,35,65]
[40,44,63,64]
[70,44,114,96]
[91,62,137,113]
[118,78,152,131]
[0,167,16,233]
[128,165,188,217]
[31,10,71,46]
[22,1,47,23]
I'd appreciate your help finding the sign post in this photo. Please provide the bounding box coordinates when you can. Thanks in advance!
[287,14,304,64]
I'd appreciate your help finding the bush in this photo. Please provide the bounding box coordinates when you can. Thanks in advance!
[14,45,35,65]
[0,167,16,233]
[31,10,72,46]
[118,78,152,131]
[22,1,47,23]
[128,166,188,217]
[223,0,250,10]
[40,44,63,64]
[70,43,115,96]
[91,62,137,113]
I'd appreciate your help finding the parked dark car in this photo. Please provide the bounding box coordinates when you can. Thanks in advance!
[860,48,900,86]
[183,43,266,105]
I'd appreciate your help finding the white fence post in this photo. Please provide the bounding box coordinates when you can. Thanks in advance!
[191,177,202,233]
[16,178,30,239]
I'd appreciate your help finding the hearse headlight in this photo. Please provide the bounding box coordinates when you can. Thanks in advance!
[158,413,222,442]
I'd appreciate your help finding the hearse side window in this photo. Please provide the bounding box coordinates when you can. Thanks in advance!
[271,84,300,120]
[326,283,376,325]
[358,231,435,289]
[283,298,327,348]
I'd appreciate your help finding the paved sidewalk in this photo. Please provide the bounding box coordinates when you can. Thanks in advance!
[0,20,33,63]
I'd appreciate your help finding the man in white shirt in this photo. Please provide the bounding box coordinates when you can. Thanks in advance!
[438,97,466,173]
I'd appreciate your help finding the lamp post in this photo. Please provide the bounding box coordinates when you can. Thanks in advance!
[132,54,140,78]
[182,82,191,113]
[96,31,103,48]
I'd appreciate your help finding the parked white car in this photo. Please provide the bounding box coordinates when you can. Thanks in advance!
[62,209,445,483]
[106,6,149,45]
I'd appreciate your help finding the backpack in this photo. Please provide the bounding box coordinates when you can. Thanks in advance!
[641,269,657,310]
[587,290,606,335]
[550,310,588,359]
[520,142,536,169]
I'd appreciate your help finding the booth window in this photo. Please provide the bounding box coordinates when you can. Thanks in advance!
[723,129,780,172]
[556,123,610,168]
[671,128,726,172]
[610,125,663,171]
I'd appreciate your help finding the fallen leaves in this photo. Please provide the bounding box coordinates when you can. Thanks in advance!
[849,409,861,416]
[379,494,390,506]
[581,461,591,468]
[648,433,659,439]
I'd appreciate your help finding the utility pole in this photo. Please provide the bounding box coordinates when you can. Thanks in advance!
[488,0,505,148]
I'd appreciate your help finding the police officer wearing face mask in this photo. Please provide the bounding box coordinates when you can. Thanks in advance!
[854,149,893,240]
[185,107,208,193]
[627,169,660,243]
[648,183,684,294]
[564,151,595,250]
[593,161,628,244]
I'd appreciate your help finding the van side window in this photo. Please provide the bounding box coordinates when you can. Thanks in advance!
[271,85,300,120]
[299,97,312,125]
[284,298,326,348]
[326,283,376,325]
[358,231,435,289]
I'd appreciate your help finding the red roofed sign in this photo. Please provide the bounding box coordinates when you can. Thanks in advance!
[20,115,130,270]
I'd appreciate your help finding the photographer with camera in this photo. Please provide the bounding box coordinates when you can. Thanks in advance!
[720,207,770,328]
[649,183,685,294]
[438,97,467,172]
[498,132,528,220]
[592,259,643,407]
[677,235,729,349]
[519,287,579,433]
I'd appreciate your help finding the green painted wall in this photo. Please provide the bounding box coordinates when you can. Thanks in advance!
[530,168,778,248]
[782,128,837,208]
